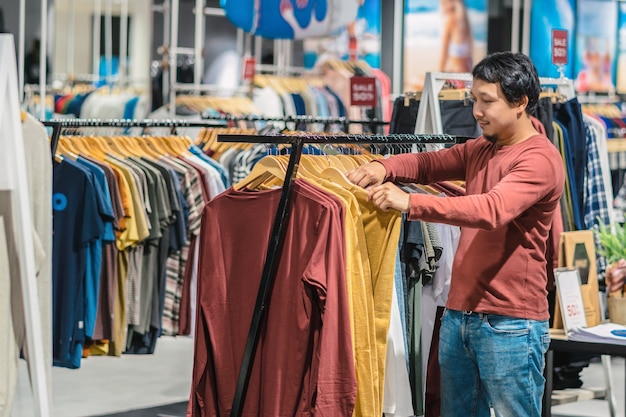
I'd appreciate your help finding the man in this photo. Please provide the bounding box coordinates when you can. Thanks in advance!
[347,52,564,416]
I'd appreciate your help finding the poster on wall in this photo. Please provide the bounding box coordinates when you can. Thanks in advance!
[402,0,487,92]
[303,0,381,69]
[574,0,618,93]
[529,0,576,79]
[221,0,363,40]
[617,3,626,93]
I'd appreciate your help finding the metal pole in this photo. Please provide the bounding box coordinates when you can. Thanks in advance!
[19,0,26,99]
[511,0,520,53]
[40,0,48,120]
[120,0,128,85]
[104,0,113,84]
[68,0,76,80]
[254,36,262,67]
[521,0,532,55]
[162,0,170,115]
[169,0,179,117]
[194,0,204,90]
[93,0,102,84]
[392,0,404,95]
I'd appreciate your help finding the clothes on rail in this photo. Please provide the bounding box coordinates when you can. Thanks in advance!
[0,112,52,417]
[51,132,230,368]
[188,146,462,417]
[388,94,481,140]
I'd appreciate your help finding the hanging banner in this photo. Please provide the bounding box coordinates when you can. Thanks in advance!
[221,0,362,40]
[302,0,381,69]
[350,76,377,106]
[617,3,626,93]
[574,0,618,93]
[402,0,488,92]
[529,0,576,79]
[552,29,569,66]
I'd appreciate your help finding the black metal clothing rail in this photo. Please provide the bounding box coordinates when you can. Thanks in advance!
[202,112,389,132]
[42,118,232,157]
[42,116,391,159]
[217,132,464,417]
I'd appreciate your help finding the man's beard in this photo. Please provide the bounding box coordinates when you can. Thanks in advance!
[484,133,498,144]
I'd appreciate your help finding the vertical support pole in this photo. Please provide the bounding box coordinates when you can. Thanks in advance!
[194,0,204,90]
[68,0,76,81]
[104,0,113,85]
[40,0,48,120]
[511,0,520,53]
[392,0,404,95]
[522,0,532,55]
[169,0,179,117]
[229,138,305,417]
[120,0,128,85]
[19,0,26,99]
[93,0,102,84]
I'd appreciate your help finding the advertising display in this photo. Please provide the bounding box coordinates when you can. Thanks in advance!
[529,0,576,79]
[221,0,363,40]
[303,0,381,69]
[574,0,618,93]
[618,2,626,93]
[403,0,487,92]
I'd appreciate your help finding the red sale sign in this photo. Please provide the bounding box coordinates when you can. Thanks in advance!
[242,56,256,81]
[350,76,377,107]
[552,29,568,66]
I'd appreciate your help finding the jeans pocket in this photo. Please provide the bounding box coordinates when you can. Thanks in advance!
[541,332,551,353]
[484,314,530,335]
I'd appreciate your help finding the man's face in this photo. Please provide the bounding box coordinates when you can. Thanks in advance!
[471,79,523,144]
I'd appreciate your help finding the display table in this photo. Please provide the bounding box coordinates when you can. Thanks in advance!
[542,330,626,417]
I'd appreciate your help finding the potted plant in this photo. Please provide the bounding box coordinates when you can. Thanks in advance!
[595,219,626,324]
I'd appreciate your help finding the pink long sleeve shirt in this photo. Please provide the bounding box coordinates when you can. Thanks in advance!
[378,135,565,320]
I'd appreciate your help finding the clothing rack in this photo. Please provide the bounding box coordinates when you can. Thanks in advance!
[42,115,390,160]
[41,118,229,159]
[216,131,468,417]
[202,113,389,132]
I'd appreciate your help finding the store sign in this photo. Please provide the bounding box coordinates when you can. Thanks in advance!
[242,56,256,81]
[552,29,569,65]
[350,76,377,107]
[555,268,588,333]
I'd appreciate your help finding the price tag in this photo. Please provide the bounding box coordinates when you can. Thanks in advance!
[555,267,588,334]
[350,76,377,107]
[552,29,568,66]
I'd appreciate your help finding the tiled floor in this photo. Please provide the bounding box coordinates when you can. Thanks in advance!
[12,337,626,417]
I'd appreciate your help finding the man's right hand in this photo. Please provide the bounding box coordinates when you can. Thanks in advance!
[346,161,387,189]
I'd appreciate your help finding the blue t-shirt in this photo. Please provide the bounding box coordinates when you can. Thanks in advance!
[52,160,104,368]
[76,157,116,341]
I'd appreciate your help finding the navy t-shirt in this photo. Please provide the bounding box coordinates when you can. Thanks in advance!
[52,159,103,368]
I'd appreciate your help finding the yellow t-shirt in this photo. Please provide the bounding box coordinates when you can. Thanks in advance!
[312,178,380,417]
[350,185,402,410]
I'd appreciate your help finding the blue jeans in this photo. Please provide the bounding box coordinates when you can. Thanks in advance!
[439,309,550,417]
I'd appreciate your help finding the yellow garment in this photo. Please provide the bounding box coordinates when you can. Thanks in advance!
[109,249,130,357]
[106,159,150,244]
[350,185,402,412]
[311,177,380,417]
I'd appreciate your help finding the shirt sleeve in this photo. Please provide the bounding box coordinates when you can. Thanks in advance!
[405,149,565,230]
[377,142,469,185]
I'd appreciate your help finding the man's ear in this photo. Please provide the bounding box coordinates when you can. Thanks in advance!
[515,95,529,114]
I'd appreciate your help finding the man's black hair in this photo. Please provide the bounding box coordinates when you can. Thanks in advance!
[472,51,541,114]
